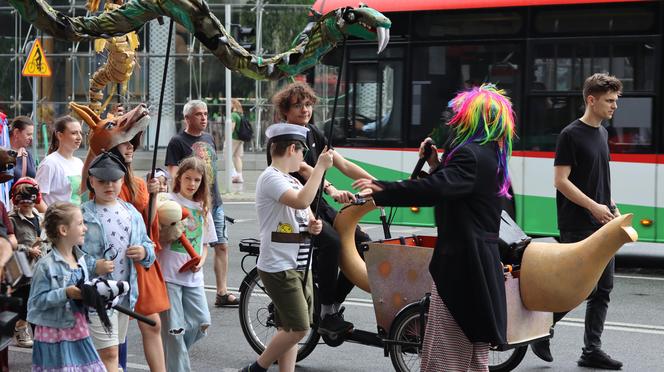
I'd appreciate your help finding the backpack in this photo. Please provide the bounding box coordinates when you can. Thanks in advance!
[237,115,253,142]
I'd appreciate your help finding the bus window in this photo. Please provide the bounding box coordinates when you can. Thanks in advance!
[410,44,522,147]
[532,40,656,92]
[345,61,403,143]
[533,4,657,36]
[412,9,523,39]
[608,97,653,153]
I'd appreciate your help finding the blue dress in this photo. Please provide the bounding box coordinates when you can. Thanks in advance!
[32,267,106,372]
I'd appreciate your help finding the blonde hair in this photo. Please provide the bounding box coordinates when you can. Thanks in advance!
[231,99,244,114]
[172,156,211,219]
[43,202,80,243]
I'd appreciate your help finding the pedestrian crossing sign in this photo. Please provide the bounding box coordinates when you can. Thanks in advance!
[22,39,52,77]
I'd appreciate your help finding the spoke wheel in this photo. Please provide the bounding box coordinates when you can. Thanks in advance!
[238,267,320,362]
[388,305,425,372]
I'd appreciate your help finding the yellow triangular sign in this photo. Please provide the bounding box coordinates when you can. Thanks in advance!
[22,39,52,77]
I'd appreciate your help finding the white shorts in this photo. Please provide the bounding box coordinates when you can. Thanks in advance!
[88,311,130,350]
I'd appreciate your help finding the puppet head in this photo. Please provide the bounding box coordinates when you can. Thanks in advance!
[331,5,392,53]
[445,84,515,197]
[69,102,149,155]
[157,196,191,244]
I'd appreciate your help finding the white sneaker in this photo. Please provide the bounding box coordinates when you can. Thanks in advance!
[14,326,33,348]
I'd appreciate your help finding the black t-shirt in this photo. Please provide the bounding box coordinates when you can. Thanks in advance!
[554,119,612,231]
[266,123,336,222]
[165,131,222,206]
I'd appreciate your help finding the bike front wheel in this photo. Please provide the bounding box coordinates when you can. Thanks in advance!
[388,305,425,372]
[238,267,321,362]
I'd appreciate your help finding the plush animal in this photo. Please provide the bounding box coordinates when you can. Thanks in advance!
[68,101,150,193]
[157,196,200,272]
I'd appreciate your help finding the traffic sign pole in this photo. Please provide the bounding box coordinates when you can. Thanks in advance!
[32,76,38,159]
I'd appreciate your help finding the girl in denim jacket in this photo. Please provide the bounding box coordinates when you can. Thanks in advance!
[28,202,106,371]
[81,152,155,372]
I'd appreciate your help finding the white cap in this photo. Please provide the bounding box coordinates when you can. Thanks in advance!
[265,123,309,144]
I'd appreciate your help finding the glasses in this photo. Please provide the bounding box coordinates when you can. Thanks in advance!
[292,102,313,110]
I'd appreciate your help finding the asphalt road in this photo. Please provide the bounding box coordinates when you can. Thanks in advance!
[8,202,664,371]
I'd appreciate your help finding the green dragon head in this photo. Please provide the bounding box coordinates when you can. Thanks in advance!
[334,5,392,53]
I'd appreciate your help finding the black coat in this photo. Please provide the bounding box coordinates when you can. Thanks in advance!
[372,142,507,345]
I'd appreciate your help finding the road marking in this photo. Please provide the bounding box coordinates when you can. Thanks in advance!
[560,318,664,335]
[615,274,664,281]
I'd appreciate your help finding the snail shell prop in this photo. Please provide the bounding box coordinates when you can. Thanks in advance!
[333,199,377,293]
[520,213,638,312]
[335,199,638,313]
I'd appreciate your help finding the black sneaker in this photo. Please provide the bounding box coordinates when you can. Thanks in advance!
[318,311,353,336]
[530,339,553,362]
[578,349,623,370]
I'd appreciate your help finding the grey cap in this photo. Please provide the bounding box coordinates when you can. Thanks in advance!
[88,152,127,181]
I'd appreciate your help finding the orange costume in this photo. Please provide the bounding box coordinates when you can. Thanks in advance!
[120,178,170,315]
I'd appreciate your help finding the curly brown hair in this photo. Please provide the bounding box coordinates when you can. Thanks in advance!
[271,81,318,121]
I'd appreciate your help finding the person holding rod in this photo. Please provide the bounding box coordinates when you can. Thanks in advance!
[353,84,515,371]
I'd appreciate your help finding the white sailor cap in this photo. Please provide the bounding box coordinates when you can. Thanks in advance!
[265,123,309,144]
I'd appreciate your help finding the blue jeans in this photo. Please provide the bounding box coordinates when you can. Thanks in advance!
[160,282,211,371]
[211,204,228,245]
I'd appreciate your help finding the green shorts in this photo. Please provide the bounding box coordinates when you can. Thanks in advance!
[258,269,313,332]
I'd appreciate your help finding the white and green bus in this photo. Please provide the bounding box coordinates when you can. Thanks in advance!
[311,0,664,245]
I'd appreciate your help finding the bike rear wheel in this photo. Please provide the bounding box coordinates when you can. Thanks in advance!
[238,267,320,362]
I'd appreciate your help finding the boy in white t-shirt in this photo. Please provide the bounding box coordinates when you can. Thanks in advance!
[241,124,333,372]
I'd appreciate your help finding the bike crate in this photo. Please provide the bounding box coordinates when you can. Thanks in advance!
[239,238,260,255]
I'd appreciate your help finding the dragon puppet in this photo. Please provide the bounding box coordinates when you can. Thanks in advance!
[9,0,391,81]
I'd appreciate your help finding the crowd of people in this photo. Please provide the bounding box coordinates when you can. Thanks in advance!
[0,73,625,372]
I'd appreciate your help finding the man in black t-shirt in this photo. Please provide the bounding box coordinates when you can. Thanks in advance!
[531,74,623,370]
[269,82,375,337]
[165,100,239,307]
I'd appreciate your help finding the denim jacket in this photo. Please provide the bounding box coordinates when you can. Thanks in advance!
[27,244,89,328]
[81,199,155,310]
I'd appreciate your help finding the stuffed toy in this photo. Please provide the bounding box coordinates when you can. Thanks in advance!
[157,197,201,273]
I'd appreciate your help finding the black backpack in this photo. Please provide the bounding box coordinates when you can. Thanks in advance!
[237,115,253,141]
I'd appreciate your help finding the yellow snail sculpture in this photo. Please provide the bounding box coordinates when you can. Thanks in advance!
[334,199,638,313]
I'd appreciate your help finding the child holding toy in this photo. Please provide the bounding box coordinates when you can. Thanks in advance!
[28,201,105,371]
[81,151,155,372]
[158,156,215,371]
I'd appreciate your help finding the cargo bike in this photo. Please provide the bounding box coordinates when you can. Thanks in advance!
[237,200,557,372]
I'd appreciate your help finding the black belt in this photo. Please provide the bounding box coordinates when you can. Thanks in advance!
[271,232,310,244]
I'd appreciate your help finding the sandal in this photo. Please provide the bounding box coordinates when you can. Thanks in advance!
[215,293,240,307]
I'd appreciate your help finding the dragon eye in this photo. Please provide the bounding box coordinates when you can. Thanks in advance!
[343,9,358,23]
[105,122,116,130]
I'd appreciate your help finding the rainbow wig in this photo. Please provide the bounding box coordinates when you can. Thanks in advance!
[444,83,515,198]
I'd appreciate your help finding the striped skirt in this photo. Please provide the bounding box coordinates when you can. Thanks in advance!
[421,283,489,372]
[32,312,107,372]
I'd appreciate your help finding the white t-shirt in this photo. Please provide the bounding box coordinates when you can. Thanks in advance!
[255,166,311,273]
[157,193,216,287]
[95,201,132,306]
[35,151,84,206]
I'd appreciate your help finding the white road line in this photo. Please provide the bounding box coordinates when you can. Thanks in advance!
[615,274,664,281]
